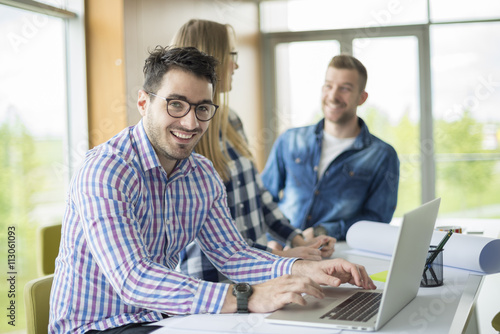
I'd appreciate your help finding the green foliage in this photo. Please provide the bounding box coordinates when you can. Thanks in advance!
[434,110,499,215]
[0,114,38,228]
[363,108,500,218]
[0,113,49,333]
[435,111,492,192]
[435,110,484,154]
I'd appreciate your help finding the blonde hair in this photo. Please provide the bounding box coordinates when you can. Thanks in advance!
[171,19,252,182]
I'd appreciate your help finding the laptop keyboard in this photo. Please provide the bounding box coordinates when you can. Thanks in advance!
[320,291,382,322]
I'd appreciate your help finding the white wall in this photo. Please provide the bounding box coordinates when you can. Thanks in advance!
[123,0,266,167]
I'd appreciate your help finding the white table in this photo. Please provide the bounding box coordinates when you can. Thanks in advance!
[151,242,485,333]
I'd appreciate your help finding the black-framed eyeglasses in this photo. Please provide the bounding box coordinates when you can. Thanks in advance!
[147,92,219,122]
[229,51,238,63]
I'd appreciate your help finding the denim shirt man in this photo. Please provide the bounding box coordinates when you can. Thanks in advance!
[261,54,400,241]
[261,117,399,240]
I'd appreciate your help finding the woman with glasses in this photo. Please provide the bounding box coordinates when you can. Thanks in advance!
[171,19,336,282]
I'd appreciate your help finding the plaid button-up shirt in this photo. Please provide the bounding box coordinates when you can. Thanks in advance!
[49,120,295,333]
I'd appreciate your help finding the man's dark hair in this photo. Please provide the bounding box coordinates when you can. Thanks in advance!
[143,46,218,95]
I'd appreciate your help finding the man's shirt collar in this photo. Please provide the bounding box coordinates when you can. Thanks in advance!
[315,117,373,150]
[132,120,197,177]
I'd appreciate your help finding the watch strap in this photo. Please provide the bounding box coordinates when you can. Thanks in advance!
[236,294,249,313]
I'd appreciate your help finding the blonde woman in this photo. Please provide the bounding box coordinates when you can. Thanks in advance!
[172,19,335,282]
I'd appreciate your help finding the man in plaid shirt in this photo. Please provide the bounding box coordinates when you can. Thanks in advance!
[49,46,375,334]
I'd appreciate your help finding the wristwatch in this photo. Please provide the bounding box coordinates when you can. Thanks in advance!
[232,283,253,313]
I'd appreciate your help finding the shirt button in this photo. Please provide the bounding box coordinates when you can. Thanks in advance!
[349,171,355,177]
[314,190,320,196]
[313,166,318,172]
[295,158,301,163]
[307,215,312,221]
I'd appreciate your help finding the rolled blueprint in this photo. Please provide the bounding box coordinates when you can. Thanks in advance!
[346,221,500,274]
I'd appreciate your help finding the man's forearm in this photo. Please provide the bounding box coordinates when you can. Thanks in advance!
[290,259,306,276]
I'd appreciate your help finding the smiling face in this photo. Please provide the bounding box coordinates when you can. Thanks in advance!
[321,66,368,127]
[138,68,213,174]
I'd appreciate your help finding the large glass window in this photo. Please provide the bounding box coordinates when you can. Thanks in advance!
[260,0,428,32]
[0,1,84,332]
[0,5,66,332]
[261,0,500,221]
[430,0,500,22]
[275,40,340,133]
[354,36,420,215]
[431,22,500,218]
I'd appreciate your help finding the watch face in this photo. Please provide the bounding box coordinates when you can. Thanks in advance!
[233,283,253,297]
[235,283,250,293]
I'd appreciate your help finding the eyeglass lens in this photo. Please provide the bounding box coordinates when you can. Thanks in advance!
[230,51,238,63]
[167,100,216,121]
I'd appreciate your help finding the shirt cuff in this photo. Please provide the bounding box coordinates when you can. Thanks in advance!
[191,280,230,314]
[192,258,296,314]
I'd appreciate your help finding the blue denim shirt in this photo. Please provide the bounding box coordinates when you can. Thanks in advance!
[261,118,399,240]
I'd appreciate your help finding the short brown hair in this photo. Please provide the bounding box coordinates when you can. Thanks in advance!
[328,55,367,92]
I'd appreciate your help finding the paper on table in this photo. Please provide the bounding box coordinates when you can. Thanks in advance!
[151,313,340,334]
[346,221,500,274]
[370,270,389,282]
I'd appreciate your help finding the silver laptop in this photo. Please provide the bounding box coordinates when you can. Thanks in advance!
[265,198,441,332]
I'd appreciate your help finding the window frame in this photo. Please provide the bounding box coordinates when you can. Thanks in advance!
[0,0,89,181]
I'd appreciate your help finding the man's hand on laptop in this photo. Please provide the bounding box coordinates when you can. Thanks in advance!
[292,258,377,290]
[222,259,376,314]
[247,275,325,313]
